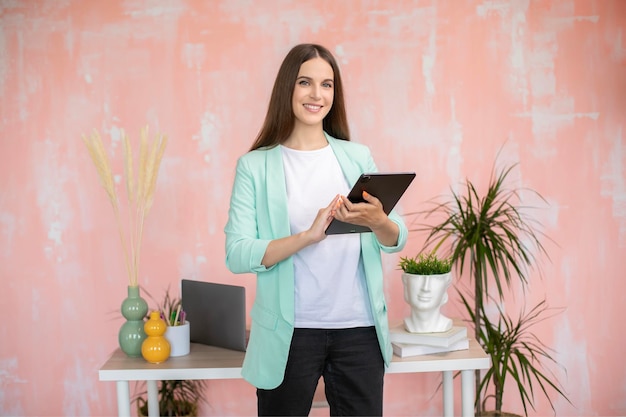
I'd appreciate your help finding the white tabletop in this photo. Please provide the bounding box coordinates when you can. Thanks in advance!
[99,338,489,381]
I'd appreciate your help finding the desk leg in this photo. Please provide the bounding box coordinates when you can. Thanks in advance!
[147,380,159,417]
[461,370,475,417]
[442,371,453,417]
[115,381,131,417]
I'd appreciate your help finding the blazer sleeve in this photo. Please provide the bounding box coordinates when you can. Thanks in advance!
[379,211,408,253]
[224,155,273,274]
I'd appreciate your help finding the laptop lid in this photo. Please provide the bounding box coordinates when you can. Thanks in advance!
[181,279,247,352]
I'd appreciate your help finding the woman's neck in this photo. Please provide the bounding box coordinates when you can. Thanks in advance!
[283,125,327,151]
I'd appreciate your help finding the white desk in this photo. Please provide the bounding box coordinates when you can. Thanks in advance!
[99,339,489,417]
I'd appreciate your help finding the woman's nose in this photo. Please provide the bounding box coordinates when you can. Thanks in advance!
[309,86,321,100]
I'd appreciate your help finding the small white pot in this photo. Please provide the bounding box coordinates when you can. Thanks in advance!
[164,321,190,357]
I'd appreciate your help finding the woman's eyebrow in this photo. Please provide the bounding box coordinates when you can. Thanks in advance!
[296,75,334,82]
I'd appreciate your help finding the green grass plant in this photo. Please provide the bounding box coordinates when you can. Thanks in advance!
[399,252,452,275]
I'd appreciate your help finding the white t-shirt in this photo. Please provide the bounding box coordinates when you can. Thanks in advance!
[281,144,374,328]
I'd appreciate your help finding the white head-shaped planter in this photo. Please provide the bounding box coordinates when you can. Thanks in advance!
[402,271,453,333]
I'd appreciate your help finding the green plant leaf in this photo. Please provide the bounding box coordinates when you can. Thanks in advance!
[459,292,571,416]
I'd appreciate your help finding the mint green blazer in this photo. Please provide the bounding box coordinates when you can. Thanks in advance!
[224,133,408,389]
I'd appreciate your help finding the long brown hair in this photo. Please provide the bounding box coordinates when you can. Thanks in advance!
[250,44,350,151]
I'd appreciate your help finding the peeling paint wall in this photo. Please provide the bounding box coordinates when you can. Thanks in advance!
[0,1,624,415]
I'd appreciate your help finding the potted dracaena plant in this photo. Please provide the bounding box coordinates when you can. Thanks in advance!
[412,160,571,416]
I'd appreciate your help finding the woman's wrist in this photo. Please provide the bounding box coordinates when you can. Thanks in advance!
[370,217,399,246]
[300,229,321,246]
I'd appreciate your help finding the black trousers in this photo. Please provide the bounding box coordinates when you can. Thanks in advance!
[257,326,384,416]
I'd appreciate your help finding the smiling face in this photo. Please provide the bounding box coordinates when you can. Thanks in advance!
[291,57,334,130]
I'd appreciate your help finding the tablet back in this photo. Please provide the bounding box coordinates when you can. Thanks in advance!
[181,279,248,352]
[325,172,416,235]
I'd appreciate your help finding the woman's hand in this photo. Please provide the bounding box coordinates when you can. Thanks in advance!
[333,191,387,229]
[261,195,342,267]
[303,194,343,244]
[334,191,399,246]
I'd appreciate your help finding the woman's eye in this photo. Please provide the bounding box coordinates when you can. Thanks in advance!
[322,82,333,88]
[298,80,310,86]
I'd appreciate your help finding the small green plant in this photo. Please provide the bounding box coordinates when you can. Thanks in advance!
[399,252,452,275]
[153,286,183,325]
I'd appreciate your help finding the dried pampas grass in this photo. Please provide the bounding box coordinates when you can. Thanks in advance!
[82,126,168,287]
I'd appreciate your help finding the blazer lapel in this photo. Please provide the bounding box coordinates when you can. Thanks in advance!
[326,133,362,187]
[265,146,290,238]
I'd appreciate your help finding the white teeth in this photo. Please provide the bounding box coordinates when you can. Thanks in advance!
[304,104,321,110]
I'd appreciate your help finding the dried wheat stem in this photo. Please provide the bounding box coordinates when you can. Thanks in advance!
[145,133,168,211]
[122,129,135,203]
[82,132,117,208]
[132,128,168,285]
[132,126,151,286]
[113,205,134,286]
[83,125,167,288]
[142,132,159,203]
[133,206,147,288]
[122,131,138,287]
[137,126,149,203]
[82,130,134,285]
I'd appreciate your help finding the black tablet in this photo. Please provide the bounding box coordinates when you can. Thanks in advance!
[325,172,416,235]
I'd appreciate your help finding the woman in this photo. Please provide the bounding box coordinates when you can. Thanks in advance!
[224,43,408,416]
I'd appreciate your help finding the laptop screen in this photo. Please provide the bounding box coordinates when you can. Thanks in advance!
[181,279,247,352]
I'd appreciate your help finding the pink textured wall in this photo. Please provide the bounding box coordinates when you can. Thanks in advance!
[0,1,624,415]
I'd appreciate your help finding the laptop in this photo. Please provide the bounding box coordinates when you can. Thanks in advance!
[181,279,248,352]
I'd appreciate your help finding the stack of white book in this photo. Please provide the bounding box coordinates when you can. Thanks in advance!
[389,323,470,358]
